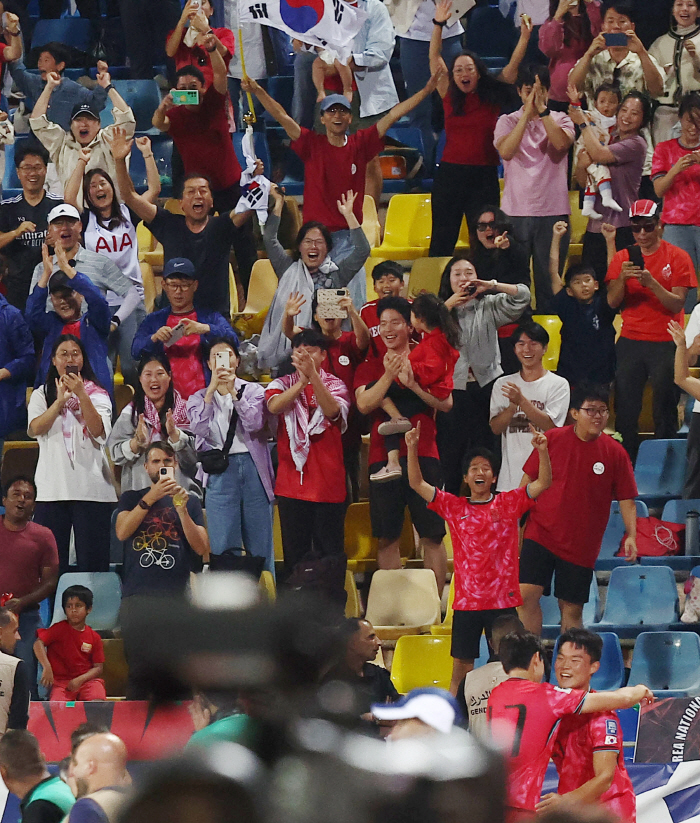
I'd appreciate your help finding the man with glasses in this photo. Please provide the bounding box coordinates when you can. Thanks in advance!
[0,144,63,312]
[131,257,238,400]
[517,383,638,636]
[606,199,697,459]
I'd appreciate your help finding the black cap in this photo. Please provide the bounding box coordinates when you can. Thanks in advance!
[48,271,73,293]
[70,103,100,122]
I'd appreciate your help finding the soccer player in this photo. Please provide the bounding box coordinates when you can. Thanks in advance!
[538,629,636,822]
[487,632,652,823]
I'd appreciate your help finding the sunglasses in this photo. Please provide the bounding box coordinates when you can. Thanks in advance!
[476,221,505,232]
[630,220,657,233]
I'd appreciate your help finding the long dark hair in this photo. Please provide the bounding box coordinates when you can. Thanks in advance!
[131,353,175,431]
[410,292,461,349]
[448,50,513,115]
[438,252,473,302]
[293,221,333,262]
[45,334,100,406]
[547,0,594,47]
[84,167,127,229]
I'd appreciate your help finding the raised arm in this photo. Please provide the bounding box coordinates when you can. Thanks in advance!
[166,0,195,57]
[568,34,606,92]
[498,16,532,84]
[282,292,305,341]
[108,127,158,223]
[241,76,301,141]
[525,429,552,498]
[549,220,568,295]
[669,319,700,399]
[581,685,653,714]
[30,71,60,120]
[262,186,295,278]
[64,147,91,211]
[96,65,131,113]
[152,92,172,133]
[344,296,370,350]
[134,136,162,204]
[626,31,663,98]
[206,33,229,95]
[406,423,436,502]
[568,102,616,163]
[429,0,450,98]
[1,14,22,63]
[376,68,444,136]
[495,91,534,161]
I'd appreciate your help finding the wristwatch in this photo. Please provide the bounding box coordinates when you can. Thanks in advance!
[538,107,551,118]
[579,121,588,130]
[138,498,150,510]
[432,18,447,26]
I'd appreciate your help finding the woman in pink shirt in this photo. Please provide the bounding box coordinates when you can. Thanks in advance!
[539,0,602,111]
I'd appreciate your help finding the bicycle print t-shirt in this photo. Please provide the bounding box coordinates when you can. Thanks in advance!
[117,489,205,597]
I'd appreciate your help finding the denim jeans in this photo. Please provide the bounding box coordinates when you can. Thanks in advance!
[17,608,42,700]
[330,229,367,311]
[661,224,700,312]
[205,452,274,574]
[109,301,146,389]
[292,50,317,130]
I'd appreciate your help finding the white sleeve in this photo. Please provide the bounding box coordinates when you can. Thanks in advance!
[489,376,510,419]
[544,376,571,426]
[27,387,48,433]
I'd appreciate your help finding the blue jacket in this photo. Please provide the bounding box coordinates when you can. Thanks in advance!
[132,307,238,385]
[0,294,34,439]
[25,272,113,397]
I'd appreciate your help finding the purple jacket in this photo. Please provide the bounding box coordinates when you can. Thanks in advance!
[186,378,276,502]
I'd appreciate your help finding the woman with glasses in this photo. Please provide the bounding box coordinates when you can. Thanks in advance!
[427,0,531,257]
[257,185,369,372]
[569,90,650,283]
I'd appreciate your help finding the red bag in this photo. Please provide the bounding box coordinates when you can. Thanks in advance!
[617,517,684,557]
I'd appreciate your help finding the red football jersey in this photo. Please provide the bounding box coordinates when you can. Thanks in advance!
[487,678,587,813]
[553,707,636,823]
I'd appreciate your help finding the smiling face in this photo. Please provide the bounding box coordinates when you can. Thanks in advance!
[16,153,47,195]
[87,173,114,213]
[50,287,82,322]
[2,479,36,525]
[673,0,699,27]
[70,114,100,147]
[514,332,546,369]
[555,641,599,691]
[680,108,700,147]
[616,96,644,137]
[298,227,328,271]
[570,397,610,438]
[476,211,501,249]
[373,272,403,299]
[378,307,410,350]
[320,103,352,137]
[452,55,479,95]
[162,276,198,312]
[463,455,496,498]
[448,259,477,294]
[52,338,83,377]
[180,177,213,223]
[566,272,599,304]
[37,49,64,80]
[139,360,171,405]
[49,216,82,251]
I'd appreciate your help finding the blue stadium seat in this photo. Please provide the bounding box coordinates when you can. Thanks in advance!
[635,439,687,509]
[89,66,131,81]
[541,576,600,639]
[628,631,700,698]
[638,498,700,569]
[474,633,490,669]
[464,6,516,59]
[31,18,92,52]
[549,632,625,691]
[661,498,700,524]
[279,144,304,196]
[2,141,21,197]
[128,134,173,198]
[232,130,272,176]
[597,500,649,571]
[51,572,122,632]
[597,565,680,638]
[100,79,161,133]
[263,75,294,126]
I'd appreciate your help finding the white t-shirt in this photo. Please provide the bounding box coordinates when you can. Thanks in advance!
[83,204,144,308]
[490,370,570,491]
[404,0,464,41]
[687,305,700,415]
[463,661,508,741]
[28,386,117,503]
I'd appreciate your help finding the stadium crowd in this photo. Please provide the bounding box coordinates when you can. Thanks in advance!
[0,0,696,821]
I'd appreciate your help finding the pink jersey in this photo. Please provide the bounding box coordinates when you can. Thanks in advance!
[487,679,588,813]
[428,487,532,610]
[553,706,636,823]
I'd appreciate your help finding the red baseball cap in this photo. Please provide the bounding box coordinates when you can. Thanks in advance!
[629,200,659,218]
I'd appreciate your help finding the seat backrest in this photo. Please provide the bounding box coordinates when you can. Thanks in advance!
[542,576,599,626]
[635,439,688,497]
[628,632,700,691]
[390,635,452,693]
[0,442,39,488]
[661,498,700,524]
[51,572,122,631]
[386,126,426,159]
[531,315,562,371]
[382,194,422,249]
[112,80,162,132]
[407,257,451,297]
[601,565,678,625]
[599,500,649,559]
[364,257,389,300]
[365,569,441,628]
[344,502,415,563]
[407,194,433,249]
[569,190,588,243]
[31,18,92,50]
[245,259,280,315]
[264,76,294,123]
[362,195,381,248]
[344,570,361,618]
[549,632,625,690]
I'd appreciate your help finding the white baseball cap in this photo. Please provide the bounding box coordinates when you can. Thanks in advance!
[371,688,461,734]
[48,203,81,223]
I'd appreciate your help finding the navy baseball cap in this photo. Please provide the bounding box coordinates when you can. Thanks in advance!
[162,258,197,279]
[70,102,100,122]
[48,270,73,293]
[320,94,351,112]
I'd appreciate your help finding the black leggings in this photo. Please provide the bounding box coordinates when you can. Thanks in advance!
[277,497,347,577]
[33,500,112,577]
[429,163,500,257]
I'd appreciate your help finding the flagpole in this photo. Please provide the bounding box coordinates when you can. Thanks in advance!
[238,25,257,125]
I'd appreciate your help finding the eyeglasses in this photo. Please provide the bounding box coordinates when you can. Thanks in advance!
[476,221,500,232]
[18,164,45,173]
[166,282,195,292]
[579,406,609,417]
[630,221,657,233]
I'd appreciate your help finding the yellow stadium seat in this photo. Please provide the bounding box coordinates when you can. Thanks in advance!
[371,194,432,260]
[456,216,470,250]
[277,196,304,251]
[407,257,451,297]
[140,262,156,312]
[362,194,381,248]
[345,570,362,618]
[164,198,184,215]
[365,568,441,641]
[136,221,157,262]
[532,314,562,371]
[364,257,388,299]
[229,265,239,315]
[1,441,39,488]
[431,575,455,636]
[568,190,587,259]
[103,638,128,697]
[259,570,276,603]
[390,635,453,693]
[344,502,415,573]
[235,259,279,317]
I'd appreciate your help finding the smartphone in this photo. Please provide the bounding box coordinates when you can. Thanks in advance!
[446,0,475,26]
[465,283,477,296]
[170,89,200,106]
[604,32,628,47]
[215,350,231,370]
[64,364,79,375]
[627,244,644,269]
[164,322,186,348]
[190,0,202,8]
[160,466,175,481]
[317,288,349,319]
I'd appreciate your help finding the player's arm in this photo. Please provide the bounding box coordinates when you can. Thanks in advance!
[581,685,653,714]
[406,423,435,502]
[538,750,618,811]
[525,428,551,499]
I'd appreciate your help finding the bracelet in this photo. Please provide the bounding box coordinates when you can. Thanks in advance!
[579,121,588,129]
[490,279,498,288]
[432,17,447,26]
[138,498,150,510]
[538,107,551,118]
[206,45,216,53]
[206,28,214,35]
[141,154,154,158]
[104,83,114,93]
[7,29,19,35]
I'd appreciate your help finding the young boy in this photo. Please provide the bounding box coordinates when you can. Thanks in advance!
[361,261,407,360]
[406,421,552,695]
[33,585,106,701]
[549,221,618,390]
[568,82,622,218]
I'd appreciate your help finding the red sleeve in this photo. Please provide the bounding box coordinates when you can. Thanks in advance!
[544,683,588,718]
[611,444,638,501]
[588,711,624,751]
[0,42,7,61]
[358,124,384,161]
[409,340,445,391]
[90,630,105,665]
[36,622,63,646]
[214,27,236,60]
[651,142,671,179]
[427,487,463,520]
[203,84,226,115]
[501,486,535,518]
[670,244,698,288]
[291,128,314,162]
[265,387,283,402]
[353,354,382,391]
[605,248,629,284]
[39,529,59,574]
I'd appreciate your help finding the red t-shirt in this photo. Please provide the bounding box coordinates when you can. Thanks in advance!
[652,138,700,227]
[605,240,697,342]
[522,426,637,568]
[360,299,419,360]
[409,327,459,401]
[61,320,81,338]
[441,92,500,167]
[265,383,347,503]
[166,311,206,400]
[325,331,367,448]
[354,353,440,465]
[37,620,105,681]
[291,126,384,233]
[167,85,242,190]
[487,679,588,813]
[169,26,235,88]
[428,487,532,610]
[553,706,636,823]
[0,519,58,605]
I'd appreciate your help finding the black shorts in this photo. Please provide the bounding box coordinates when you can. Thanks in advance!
[451,608,518,661]
[519,539,593,605]
[368,456,446,542]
